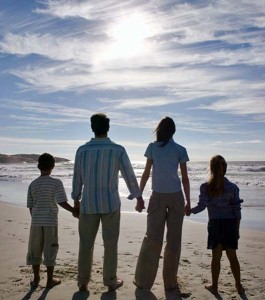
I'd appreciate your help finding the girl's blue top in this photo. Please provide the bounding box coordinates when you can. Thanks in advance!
[191,177,242,219]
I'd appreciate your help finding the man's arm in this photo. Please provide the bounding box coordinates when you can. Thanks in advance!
[119,150,145,212]
[71,150,83,202]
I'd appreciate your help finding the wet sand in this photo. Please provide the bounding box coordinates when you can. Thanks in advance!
[0,201,264,300]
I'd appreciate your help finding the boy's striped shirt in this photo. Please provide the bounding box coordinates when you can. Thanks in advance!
[27,176,67,226]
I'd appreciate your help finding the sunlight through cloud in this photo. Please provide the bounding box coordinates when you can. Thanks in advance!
[106,13,154,59]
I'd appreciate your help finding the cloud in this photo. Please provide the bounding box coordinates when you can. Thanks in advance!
[8,59,252,99]
[0,33,99,63]
[33,0,133,21]
[0,0,264,161]
[1,0,264,68]
[1,99,240,135]
[233,140,262,144]
[0,99,156,129]
[99,97,175,109]
[0,0,264,99]
[198,98,265,116]
[1,100,94,120]
[34,1,95,19]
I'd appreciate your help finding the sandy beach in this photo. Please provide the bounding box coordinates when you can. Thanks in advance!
[0,201,264,300]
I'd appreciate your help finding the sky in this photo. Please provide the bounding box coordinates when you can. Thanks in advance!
[0,0,264,162]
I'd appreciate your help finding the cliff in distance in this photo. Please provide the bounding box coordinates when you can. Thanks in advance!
[0,154,70,164]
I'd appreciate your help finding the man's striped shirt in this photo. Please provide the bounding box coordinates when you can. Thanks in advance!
[27,176,67,226]
[71,138,141,214]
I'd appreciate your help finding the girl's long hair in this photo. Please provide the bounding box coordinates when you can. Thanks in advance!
[208,155,227,197]
[155,117,176,147]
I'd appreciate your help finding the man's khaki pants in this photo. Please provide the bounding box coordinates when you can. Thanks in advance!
[78,210,120,286]
[134,191,184,290]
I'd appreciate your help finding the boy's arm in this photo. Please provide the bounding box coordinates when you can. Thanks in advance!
[59,201,79,218]
[27,184,33,216]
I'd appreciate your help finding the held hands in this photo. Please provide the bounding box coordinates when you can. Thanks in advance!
[135,197,145,213]
[184,203,191,216]
[72,200,80,219]
[72,207,79,219]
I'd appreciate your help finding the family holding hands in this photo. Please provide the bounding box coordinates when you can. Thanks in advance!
[26,113,244,296]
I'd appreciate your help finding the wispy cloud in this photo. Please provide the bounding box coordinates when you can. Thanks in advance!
[233,140,263,144]
[1,99,242,135]
[197,98,265,116]
[0,0,264,160]
[1,100,94,120]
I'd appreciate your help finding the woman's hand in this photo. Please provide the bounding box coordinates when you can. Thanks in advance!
[135,197,145,213]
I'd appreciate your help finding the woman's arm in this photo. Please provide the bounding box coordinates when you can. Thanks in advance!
[140,158,153,193]
[180,163,191,211]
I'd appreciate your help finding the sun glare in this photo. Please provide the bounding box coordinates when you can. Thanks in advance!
[107,13,153,59]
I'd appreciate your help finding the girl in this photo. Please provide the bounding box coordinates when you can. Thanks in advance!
[134,116,190,291]
[190,155,244,295]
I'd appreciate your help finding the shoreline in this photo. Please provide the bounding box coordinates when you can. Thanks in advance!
[1,188,265,233]
[1,201,265,299]
[2,198,265,233]
[2,199,265,234]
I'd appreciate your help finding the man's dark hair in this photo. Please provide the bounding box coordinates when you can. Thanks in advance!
[91,113,110,136]
[38,153,55,171]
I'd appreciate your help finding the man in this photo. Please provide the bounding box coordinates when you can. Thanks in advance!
[72,113,144,292]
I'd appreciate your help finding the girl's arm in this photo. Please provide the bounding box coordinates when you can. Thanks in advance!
[180,162,191,211]
[140,158,153,193]
[191,183,208,214]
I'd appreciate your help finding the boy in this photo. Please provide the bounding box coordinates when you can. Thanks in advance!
[26,153,78,288]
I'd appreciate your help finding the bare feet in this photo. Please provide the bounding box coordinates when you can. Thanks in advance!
[205,284,218,294]
[79,284,88,292]
[46,278,61,288]
[236,284,245,295]
[108,278,123,292]
[30,276,40,288]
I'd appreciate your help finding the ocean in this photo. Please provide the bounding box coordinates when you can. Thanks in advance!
[0,161,264,231]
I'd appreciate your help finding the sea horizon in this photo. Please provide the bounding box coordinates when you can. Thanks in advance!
[0,159,264,232]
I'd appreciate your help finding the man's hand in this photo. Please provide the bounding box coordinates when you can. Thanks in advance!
[72,207,79,219]
[135,197,145,213]
[73,200,80,218]
[184,203,191,216]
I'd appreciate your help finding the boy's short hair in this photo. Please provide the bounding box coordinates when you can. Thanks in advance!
[91,113,110,135]
[38,153,55,171]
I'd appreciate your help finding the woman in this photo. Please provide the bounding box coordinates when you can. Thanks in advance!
[134,116,190,291]
[189,155,244,295]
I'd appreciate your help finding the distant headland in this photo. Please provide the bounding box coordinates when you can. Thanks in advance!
[0,154,70,164]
